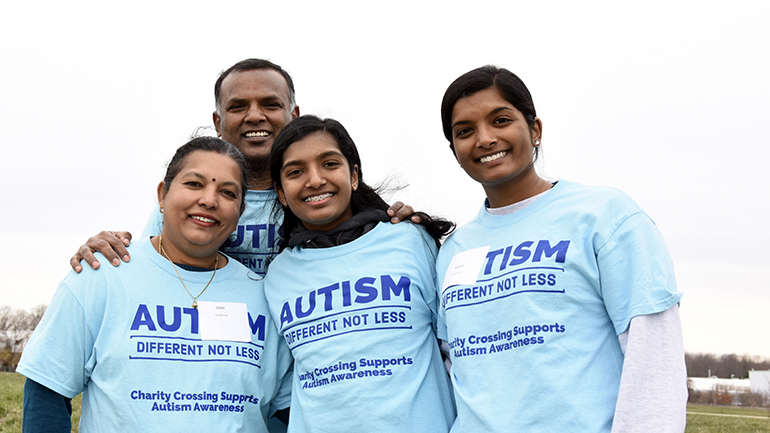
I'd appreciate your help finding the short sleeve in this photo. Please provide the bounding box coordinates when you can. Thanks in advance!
[597,212,682,335]
[18,282,94,398]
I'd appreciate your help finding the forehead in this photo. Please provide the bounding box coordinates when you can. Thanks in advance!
[176,151,241,180]
[218,69,291,105]
[282,132,343,163]
[451,87,519,122]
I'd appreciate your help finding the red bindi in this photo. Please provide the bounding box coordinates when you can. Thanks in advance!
[212,178,216,182]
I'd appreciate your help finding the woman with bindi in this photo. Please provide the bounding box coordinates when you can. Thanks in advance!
[19,137,292,432]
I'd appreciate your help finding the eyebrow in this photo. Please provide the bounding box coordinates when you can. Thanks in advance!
[182,171,239,189]
[226,95,284,107]
[451,106,515,130]
[282,150,345,169]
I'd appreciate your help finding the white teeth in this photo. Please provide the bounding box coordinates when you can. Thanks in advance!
[245,131,269,138]
[479,151,507,163]
[191,215,217,223]
[305,193,332,203]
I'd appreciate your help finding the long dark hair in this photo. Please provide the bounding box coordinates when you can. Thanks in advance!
[270,115,454,250]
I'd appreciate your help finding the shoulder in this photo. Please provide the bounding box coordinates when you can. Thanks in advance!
[555,180,642,212]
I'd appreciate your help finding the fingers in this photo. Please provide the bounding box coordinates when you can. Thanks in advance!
[114,231,133,246]
[69,252,87,273]
[69,230,133,272]
[72,244,101,272]
[387,201,416,224]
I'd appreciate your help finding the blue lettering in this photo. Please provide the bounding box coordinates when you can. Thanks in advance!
[295,291,316,319]
[224,225,245,248]
[533,240,570,263]
[354,277,377,303]
[249,313,266,341]
[483,248,504,274]
[156,305,181,332]
[317,283,339,311]
[509,241,534,266]
[130,304,157,331]
[280,302,293,328]
[380,275,411,301]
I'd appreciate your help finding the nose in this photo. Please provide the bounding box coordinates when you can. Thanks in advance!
[198,186,218,209]
[306,167,327,189]
[244,104,266,123]
[476,124,497,148]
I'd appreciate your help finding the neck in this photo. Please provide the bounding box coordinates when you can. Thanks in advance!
[484,172,553,209]
[151,235,221,269]
[246,156,272,190]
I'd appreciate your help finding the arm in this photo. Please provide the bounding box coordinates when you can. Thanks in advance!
[69,231,132,272]
[22,379,73,433]
[611,305,687,433]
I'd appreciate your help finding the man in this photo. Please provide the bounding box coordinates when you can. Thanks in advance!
[71,59,415,275]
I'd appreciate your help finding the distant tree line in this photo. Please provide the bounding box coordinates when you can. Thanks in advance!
[0,305,46,371]
[686,352,770,378]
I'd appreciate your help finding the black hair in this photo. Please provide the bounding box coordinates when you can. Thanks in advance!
[214,58,296,113]
[270,115,454,251]
[163,136,249,215]
[441,65,538,156]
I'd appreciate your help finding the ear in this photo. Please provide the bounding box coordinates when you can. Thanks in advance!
[157,181,167,208]
[351,165,359,191]
[291,105,300,120]
[275,183,288,207]
[530,117,543,145]
[213,111,223,137]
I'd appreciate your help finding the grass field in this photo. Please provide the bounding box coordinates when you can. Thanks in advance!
[2,371,769,432]
[1,372,80,433]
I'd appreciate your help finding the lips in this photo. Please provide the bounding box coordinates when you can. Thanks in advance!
[478,150,508,164]
[244,130,270,138]
[304,193,333,203]
[189,215,219,226]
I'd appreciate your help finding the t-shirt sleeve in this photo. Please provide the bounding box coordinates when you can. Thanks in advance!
[270,362,294,412]
[411,226,441,333]
[17,281,94,399]
[596,212,682,335]
[141,203,163,238]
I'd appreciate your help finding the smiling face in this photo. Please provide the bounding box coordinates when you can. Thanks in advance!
[276,131,359,232]
[157,150,243,267]
[213,69,299,164]
[450,87,546,207]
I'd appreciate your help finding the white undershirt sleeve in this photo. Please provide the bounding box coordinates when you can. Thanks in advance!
[611,305,687,433]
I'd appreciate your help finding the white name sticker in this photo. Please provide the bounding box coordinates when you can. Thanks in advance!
[442,246,490,292]
[197,301,251,342]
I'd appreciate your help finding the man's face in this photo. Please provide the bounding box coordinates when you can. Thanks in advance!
[213,69,299,162]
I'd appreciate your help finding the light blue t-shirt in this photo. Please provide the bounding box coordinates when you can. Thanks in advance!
[435,180,681,433]
[263,222,456,433]
[143,189,282,276]
[18,237,293,432]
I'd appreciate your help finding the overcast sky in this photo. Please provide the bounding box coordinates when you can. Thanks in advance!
[1,1,768,358]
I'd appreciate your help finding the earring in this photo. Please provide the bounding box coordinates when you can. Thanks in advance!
[159,206,164,213]
[534,140,541,147]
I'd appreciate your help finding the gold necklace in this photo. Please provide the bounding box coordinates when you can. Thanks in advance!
[158,234,218,309]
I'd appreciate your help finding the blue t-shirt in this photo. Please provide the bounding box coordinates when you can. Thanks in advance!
[263,222,456,433]
[18,237,292,432]
[436,180,681,433]
[143,189,282,276]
